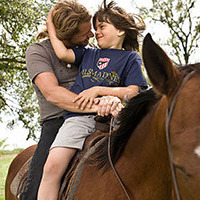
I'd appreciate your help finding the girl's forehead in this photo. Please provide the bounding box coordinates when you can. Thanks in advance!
[93,13,111,30]
[94,17,110,29]
[96,15,110,24]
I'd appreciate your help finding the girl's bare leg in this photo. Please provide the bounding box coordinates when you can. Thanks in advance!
[37,147,76,200]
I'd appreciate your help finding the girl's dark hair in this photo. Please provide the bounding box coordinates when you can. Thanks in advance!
[93,0,146,51]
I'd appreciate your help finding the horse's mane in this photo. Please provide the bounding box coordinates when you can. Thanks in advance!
[89,88,161,171]
[178,62,200,74]
[89,63,200,172]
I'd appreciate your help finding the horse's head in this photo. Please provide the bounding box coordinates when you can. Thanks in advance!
[142,33,200,199]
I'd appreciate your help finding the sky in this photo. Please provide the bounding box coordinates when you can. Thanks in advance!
[0,0,199,150]
[78,0,152,13]
[0,121,38,150]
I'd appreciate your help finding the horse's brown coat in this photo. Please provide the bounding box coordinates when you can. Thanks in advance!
[5,34,200,200]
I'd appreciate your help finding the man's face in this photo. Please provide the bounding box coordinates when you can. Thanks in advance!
[67,21,94,47]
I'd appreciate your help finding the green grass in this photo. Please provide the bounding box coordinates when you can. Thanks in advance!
[0,155,15,200]
[0,149,23,200]
[0,149,23,156]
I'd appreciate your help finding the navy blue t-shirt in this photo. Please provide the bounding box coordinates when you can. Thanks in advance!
[64,47,147,119]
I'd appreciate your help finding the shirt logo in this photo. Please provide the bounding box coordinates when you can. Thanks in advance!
[97,58,110,70]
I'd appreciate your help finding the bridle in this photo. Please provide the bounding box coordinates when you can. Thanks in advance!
[108,70,196,200]
[165,70,196,200]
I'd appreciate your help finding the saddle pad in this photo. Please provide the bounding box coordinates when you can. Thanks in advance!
[10,157,32,196]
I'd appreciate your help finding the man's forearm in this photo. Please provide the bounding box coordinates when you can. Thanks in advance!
[34,72,98,113]
[46,86,98,113]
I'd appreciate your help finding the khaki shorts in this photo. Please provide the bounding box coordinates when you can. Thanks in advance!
[50,115,96,150]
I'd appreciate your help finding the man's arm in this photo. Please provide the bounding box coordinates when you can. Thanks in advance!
[34,71,98,113]
[34,72,123,116]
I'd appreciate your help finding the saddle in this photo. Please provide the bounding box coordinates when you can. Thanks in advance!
[59,130,107,200]
[10,157,32,198]
[10,115,111,199]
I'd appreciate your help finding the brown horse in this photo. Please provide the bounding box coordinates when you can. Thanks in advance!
[5,33,200,200]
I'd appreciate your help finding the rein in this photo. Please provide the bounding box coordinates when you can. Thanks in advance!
[108,116,131,200]
[165,70,196,200]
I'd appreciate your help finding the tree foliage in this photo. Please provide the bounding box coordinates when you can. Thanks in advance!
[0,0,55,139]
[138,0,200,65]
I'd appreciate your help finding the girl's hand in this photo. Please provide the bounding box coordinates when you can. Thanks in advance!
[46,9,57,38]
[73,87,100,110]
[46,9,53,25]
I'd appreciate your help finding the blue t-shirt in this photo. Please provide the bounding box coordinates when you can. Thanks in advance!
[64,47,147,119]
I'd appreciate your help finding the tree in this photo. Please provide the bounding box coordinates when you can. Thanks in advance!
[0,0,55,139]
[138,0,200,65]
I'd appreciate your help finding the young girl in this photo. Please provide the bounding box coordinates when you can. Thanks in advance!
[38,1,147,199]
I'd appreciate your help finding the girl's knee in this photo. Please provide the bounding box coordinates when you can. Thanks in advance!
[43,157,59,177]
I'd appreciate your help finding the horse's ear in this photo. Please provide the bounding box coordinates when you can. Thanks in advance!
[142,33,181,95]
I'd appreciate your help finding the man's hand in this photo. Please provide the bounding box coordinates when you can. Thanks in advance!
[94,96,124,117]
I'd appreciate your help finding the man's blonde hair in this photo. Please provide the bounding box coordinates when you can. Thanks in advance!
[37,0,91,40]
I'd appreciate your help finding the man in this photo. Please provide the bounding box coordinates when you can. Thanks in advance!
[20,1,122,199]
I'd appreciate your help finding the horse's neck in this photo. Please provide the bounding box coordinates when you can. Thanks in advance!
[116,99,172,199]
[124,98,168,160]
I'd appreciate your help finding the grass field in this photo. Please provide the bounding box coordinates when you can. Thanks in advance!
[0,149,23,200]
[0,154,16,200]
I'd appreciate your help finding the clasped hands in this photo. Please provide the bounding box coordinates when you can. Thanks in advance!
[73,87,123,117]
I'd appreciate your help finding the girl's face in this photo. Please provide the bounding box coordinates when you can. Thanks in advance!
[95,18,124,49]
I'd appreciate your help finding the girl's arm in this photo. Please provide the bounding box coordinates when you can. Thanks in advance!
[73,85,139,109]
[34,72,123,116]
[46,11,75,63]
